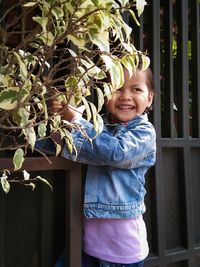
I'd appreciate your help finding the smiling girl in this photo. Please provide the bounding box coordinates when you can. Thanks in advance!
[52,64,156,267]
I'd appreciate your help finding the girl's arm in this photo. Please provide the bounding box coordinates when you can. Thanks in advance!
[51,99,84,121]
[62,117,156,169]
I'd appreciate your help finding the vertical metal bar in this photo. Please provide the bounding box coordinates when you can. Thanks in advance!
[182,146,194,253]
[0,194,5,267]
[191,0,200,138]
[134,14,144,51]
[176,0,189,138]
[149,1,161,138]
[0,4,6,263]
[163,0,175,137]
[154,144,166,266]
[138,14,144,51]
[66,164,82,267]
[41,174,53,267]
[148,2,166,266]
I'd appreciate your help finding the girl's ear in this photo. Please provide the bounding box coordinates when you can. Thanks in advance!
[148,91,154,107]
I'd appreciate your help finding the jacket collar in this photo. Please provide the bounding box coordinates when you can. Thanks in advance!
[104,113,148,127]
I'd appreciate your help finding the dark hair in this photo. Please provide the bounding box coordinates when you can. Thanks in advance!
[143,67,155,93]
[137,58,155,93]
[135,58,155,114]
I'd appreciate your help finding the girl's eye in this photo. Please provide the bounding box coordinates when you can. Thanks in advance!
[132,87,142,92]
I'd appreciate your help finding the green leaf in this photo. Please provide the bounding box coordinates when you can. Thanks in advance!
[23,2,38,7]
[119,0,129,6]
[121,57,133,79]
[89,102,103,135]
[23,170,30,180]
[38,123,47,138]
[79,0,95,10]
[0,173,10,194]
[122,42,137,54]
[60,128,76,154]
[101,54,124,90]
[65,76,78,89]
[103,83,112,101]
[56,93,66,103]
[96,113,104,135]
[36,176,53,191]
[51,114,61,130]
[85,65,107,80]
[64,2,75,14]
[80,57,106,79]
[90,102,98,131]
[88,13,104,30]
[12,51,28,78]
[39,31,54,46]
[141,54,150,71]
[29,182,36,190]
[121,20,132,40]
[55,143,62,156]
[0,74,12,87]
[65,139,73,154]
[25,182,36,191]
[129,9,140,26]
[126,54,139,70]
[82,96,92,121]
[51,7,64,20]
[20,107,30,125]
[12,111,22,126]
[33,16,48,32]
[110,14,124,41]
[90,0,102,7]
[68,48,77,57]
[68,35,86,49]
[95,87,104,112]
[135,0,147,17]
[23,126,36,151]
[69,96,82,107]
[0,88,19,110]
[13,148,25,171]
[89,30,110,52]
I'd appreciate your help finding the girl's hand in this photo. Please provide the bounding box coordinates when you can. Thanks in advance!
[51,99,65,114]
[51,99,85,122]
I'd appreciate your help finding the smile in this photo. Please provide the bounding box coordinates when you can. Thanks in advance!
[117,105,135,110]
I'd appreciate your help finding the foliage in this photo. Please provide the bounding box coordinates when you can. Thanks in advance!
[0,0,149,192]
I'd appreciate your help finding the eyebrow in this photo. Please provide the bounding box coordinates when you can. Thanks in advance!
[130,84,142,87]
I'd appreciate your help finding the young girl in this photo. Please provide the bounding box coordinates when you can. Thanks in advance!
[52,65,156,267]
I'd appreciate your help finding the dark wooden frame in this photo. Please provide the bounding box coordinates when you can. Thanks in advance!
[0,157,82,267]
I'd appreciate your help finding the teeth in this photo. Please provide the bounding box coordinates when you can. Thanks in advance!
[118,105,133,109]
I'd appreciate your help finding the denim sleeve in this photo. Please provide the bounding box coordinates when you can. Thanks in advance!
[35,138,56,156]
[62,117,156,168]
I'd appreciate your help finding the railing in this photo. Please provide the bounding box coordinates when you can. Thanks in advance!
[0,157,82,267]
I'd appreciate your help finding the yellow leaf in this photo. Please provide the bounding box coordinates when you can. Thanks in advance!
[13,148,25,171]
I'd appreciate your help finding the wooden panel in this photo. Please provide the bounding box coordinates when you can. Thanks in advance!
[0,158,82,267]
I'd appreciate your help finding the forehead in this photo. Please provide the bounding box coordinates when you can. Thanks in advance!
[124,69,148,85]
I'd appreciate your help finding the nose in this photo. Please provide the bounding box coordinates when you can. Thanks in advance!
[120,88,131,100]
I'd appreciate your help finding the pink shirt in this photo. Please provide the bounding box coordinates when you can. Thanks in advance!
[83,216,149,264]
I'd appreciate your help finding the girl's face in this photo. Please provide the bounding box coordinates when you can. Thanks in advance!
[106,69,154,123]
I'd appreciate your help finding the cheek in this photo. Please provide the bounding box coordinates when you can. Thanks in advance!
[140,94,152,103]
[136,95,147,103]
[105,101,114,112]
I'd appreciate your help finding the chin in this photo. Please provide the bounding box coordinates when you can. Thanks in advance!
[118,116,135,122]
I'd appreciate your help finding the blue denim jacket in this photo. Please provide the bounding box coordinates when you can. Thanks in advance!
[62,113,156,219]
